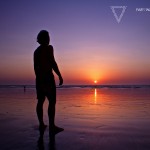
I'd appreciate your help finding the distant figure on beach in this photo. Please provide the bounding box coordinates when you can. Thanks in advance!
[23,86,26,92]
[34,30,64,135]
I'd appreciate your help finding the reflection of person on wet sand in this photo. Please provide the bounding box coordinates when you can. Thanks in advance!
[34,30,64,136]
[37,126,55,150]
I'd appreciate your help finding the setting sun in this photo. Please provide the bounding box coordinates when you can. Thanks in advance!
[94,80,97,83]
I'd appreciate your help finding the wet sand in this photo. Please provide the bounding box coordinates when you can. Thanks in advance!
[0,87,150,150]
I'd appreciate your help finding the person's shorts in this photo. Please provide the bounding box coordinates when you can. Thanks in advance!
[36,76,56,103]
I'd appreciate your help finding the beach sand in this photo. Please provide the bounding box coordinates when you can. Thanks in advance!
[0,87,150,150]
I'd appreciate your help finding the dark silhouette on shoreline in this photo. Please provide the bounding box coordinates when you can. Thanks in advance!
[34,30,64,137]
[23,85,26,92]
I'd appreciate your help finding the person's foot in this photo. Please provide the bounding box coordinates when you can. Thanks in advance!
[49,125,64,136]
[54,126,64,134]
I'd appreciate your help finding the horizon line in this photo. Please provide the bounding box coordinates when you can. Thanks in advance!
[0,84,150,89]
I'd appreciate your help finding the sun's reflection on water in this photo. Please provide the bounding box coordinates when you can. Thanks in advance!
[94,89,97,104]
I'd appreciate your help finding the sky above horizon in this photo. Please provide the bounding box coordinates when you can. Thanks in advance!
[0,0,150,85]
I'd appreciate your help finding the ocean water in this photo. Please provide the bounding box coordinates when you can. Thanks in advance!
[0,87,150,150]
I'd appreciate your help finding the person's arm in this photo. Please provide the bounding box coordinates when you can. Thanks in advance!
[50,46,63,85]
[53,60,63,85]
[34,50,43,78]
[33,51,39,76]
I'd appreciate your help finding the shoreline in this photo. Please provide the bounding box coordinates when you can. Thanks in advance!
[0,84,150,89]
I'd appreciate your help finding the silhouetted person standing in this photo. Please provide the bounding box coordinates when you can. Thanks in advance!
[34,30,64,135]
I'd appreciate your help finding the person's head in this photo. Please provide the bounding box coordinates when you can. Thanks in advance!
[37,30,50,45]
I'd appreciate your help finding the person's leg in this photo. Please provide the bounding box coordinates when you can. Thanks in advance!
[48,99,64,135]
[47,87,56,129]
[47,86,64,135]
[36,98,46,127]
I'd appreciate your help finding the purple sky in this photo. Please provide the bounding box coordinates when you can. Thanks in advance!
[0,0,150,85]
